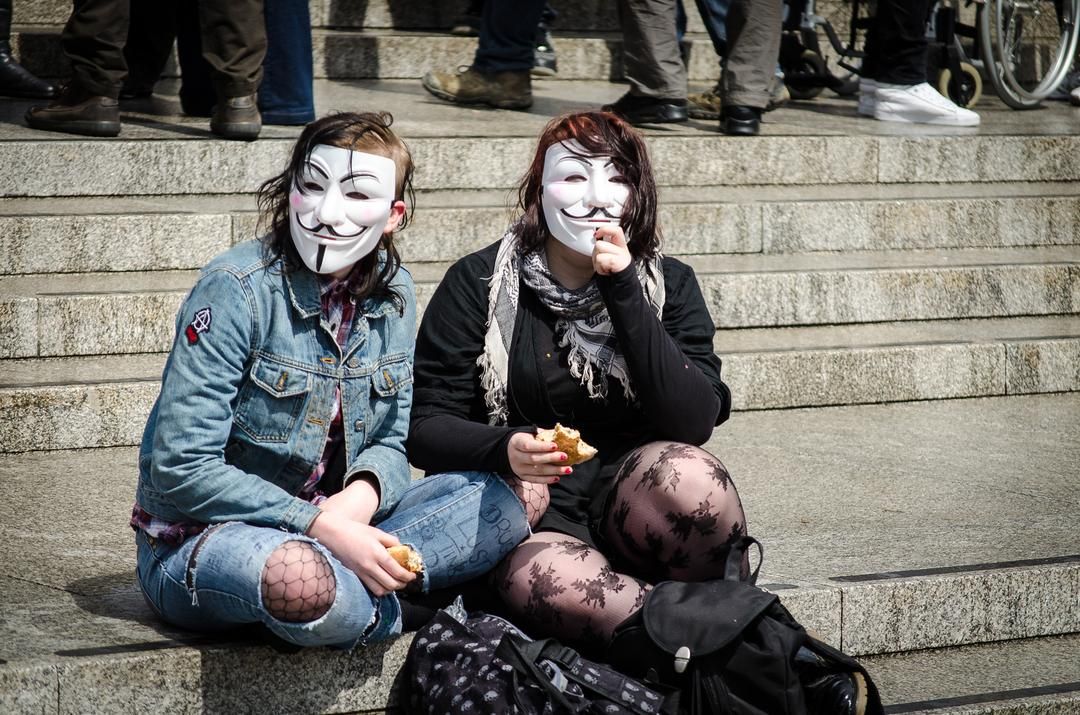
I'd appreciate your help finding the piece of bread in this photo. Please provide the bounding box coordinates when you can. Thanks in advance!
[387,545,424,573]
[535,423,598,466]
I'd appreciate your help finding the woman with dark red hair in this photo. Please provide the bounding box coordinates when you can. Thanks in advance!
[407,109,747,643]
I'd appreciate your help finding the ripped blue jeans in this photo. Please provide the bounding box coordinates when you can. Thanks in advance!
[135,471,528,649]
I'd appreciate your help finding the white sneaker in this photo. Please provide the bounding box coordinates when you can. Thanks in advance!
[874,81,980,126]
[1071,85,1080,106]
[858,77,877,116]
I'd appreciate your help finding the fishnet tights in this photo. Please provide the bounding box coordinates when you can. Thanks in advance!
[261,541,337,622]
[505,475,551,527]
[495,441,745,649]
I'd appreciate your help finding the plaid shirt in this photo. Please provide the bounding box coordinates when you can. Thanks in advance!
[131,274,358,546]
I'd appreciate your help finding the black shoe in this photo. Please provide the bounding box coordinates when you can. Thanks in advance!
[602,92,688,125]
[0,47,55,99]
[720,104,761,135]
[795,646,868,715]
[532,30,557,77]
[25,85,120,137]
[210,94,261,141]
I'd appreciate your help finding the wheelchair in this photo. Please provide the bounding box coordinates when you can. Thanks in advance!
[780,0,1080,109]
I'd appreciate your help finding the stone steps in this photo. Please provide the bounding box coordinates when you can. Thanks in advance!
[2,247,1076,357]
[3,315,1078,452]
[4,182,1080,274]
[2,393,1078,711]
[3,79,1080,198]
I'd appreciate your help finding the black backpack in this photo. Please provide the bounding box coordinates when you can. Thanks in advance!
[404,597,678,714]
[605,537,883,715]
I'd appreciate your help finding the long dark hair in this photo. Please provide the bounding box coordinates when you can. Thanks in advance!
[256,112,416,311]
[515,111,661,259]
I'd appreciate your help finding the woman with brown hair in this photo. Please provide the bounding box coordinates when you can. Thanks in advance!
[131,112,529,649]
[407,110,744,647]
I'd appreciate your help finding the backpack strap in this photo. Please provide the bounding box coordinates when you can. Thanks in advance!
[724,535,764,584]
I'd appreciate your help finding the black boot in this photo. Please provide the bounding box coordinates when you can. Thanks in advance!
[795,645,868,715]
[720,105,762,136]
[0,0,55,99]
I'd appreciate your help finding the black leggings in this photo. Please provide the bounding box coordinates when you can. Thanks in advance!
[495,441,746,649]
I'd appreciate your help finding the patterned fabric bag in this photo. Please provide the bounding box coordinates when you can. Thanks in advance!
[404,598,677,714]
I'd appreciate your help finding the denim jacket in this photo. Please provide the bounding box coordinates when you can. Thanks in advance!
[137,240,416,534]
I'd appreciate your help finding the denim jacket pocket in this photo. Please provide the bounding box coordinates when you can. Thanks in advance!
[371,356,413,397]
[234,355,313,442]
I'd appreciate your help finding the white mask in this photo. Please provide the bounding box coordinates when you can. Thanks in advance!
[289,144,398,275]
[541,140,630,256]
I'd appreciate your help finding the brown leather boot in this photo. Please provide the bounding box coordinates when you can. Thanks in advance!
[210,94,261,141]
[421,66,532,110]
[25,84,120,137]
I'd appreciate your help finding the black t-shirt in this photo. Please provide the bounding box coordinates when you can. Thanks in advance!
[407,240,732,546]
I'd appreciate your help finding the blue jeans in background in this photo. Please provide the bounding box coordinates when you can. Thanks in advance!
[678,0,731,57]
[259,0,315,124]
[473,0,548,72]
[135,471,528,649]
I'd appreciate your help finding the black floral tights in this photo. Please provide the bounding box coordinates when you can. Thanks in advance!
[495,441,746,649]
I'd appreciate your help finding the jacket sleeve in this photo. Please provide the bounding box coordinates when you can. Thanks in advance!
[149,267,322,534]
[407,255,522,475]
[598,259,731,445]
[344,271,416,521]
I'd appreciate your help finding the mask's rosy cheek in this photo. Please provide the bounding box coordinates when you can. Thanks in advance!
[544,183,584,206]
[289,190,317,213]
[345,200,391,226]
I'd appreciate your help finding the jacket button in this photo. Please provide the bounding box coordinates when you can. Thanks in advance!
[354,420,364,431]
[349,358,359,368]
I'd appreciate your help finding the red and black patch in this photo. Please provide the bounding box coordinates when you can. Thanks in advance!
[185,307,212,345]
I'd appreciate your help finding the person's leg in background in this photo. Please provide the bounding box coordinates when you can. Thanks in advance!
[25,0,126,136]
[0,0,56,98]
[532,3,558,76]
[862,0,978,125]
[684,0,728,119]
[605,0,689,124]
[119,0,177,100]
[174,2,215,117]
[197,0,267,139]
[259,0,315,126]
[422,0,546,109]
[719,0,782,135]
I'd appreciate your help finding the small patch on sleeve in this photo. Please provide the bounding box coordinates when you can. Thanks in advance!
[184,307,213,345]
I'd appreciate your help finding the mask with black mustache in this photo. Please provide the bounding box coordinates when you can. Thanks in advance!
[289,144,397,275]
[540,139,630,256]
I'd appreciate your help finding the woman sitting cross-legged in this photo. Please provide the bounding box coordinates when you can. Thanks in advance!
[407,109,745,647]
[132,112,530,650]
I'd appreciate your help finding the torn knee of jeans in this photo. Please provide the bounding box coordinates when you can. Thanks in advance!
[185,523,227,606]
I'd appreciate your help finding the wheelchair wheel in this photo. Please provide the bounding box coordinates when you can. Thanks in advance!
[979,0,1080,108]
[786,50,827,100]
[936,62,983,106]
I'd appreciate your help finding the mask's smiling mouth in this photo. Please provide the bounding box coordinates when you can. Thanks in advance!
[560,206,619,222]
[295,214,369,240]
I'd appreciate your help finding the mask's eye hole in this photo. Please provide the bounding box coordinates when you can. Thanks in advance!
[302,181,322,192]
[345,191,369,200]
[564,174,587,182]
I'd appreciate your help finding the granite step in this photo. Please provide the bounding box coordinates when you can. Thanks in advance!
[3,80,1080,198]
[1,393,1077,711]
[4,182,1080,275]
[3,316,1078,452]
[2,247,1077,360]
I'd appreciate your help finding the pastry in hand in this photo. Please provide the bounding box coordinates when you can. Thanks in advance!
[387,544,424,573]
[535,423,598,466]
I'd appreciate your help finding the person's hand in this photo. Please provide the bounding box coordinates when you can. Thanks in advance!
[507,431,571,484]
[307,510,415,596]
[592,224,632,275]
[318,475,380,525]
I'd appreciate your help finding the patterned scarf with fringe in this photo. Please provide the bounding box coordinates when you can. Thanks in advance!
[478,226,665,425]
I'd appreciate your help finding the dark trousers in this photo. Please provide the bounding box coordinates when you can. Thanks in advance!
[473,0,547,73]
[617,0,686,99]
[720,0,782,107]
[861,0,930,84]
[62,0,265,99]
[259,0,314,124]
[124,0,213,115]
